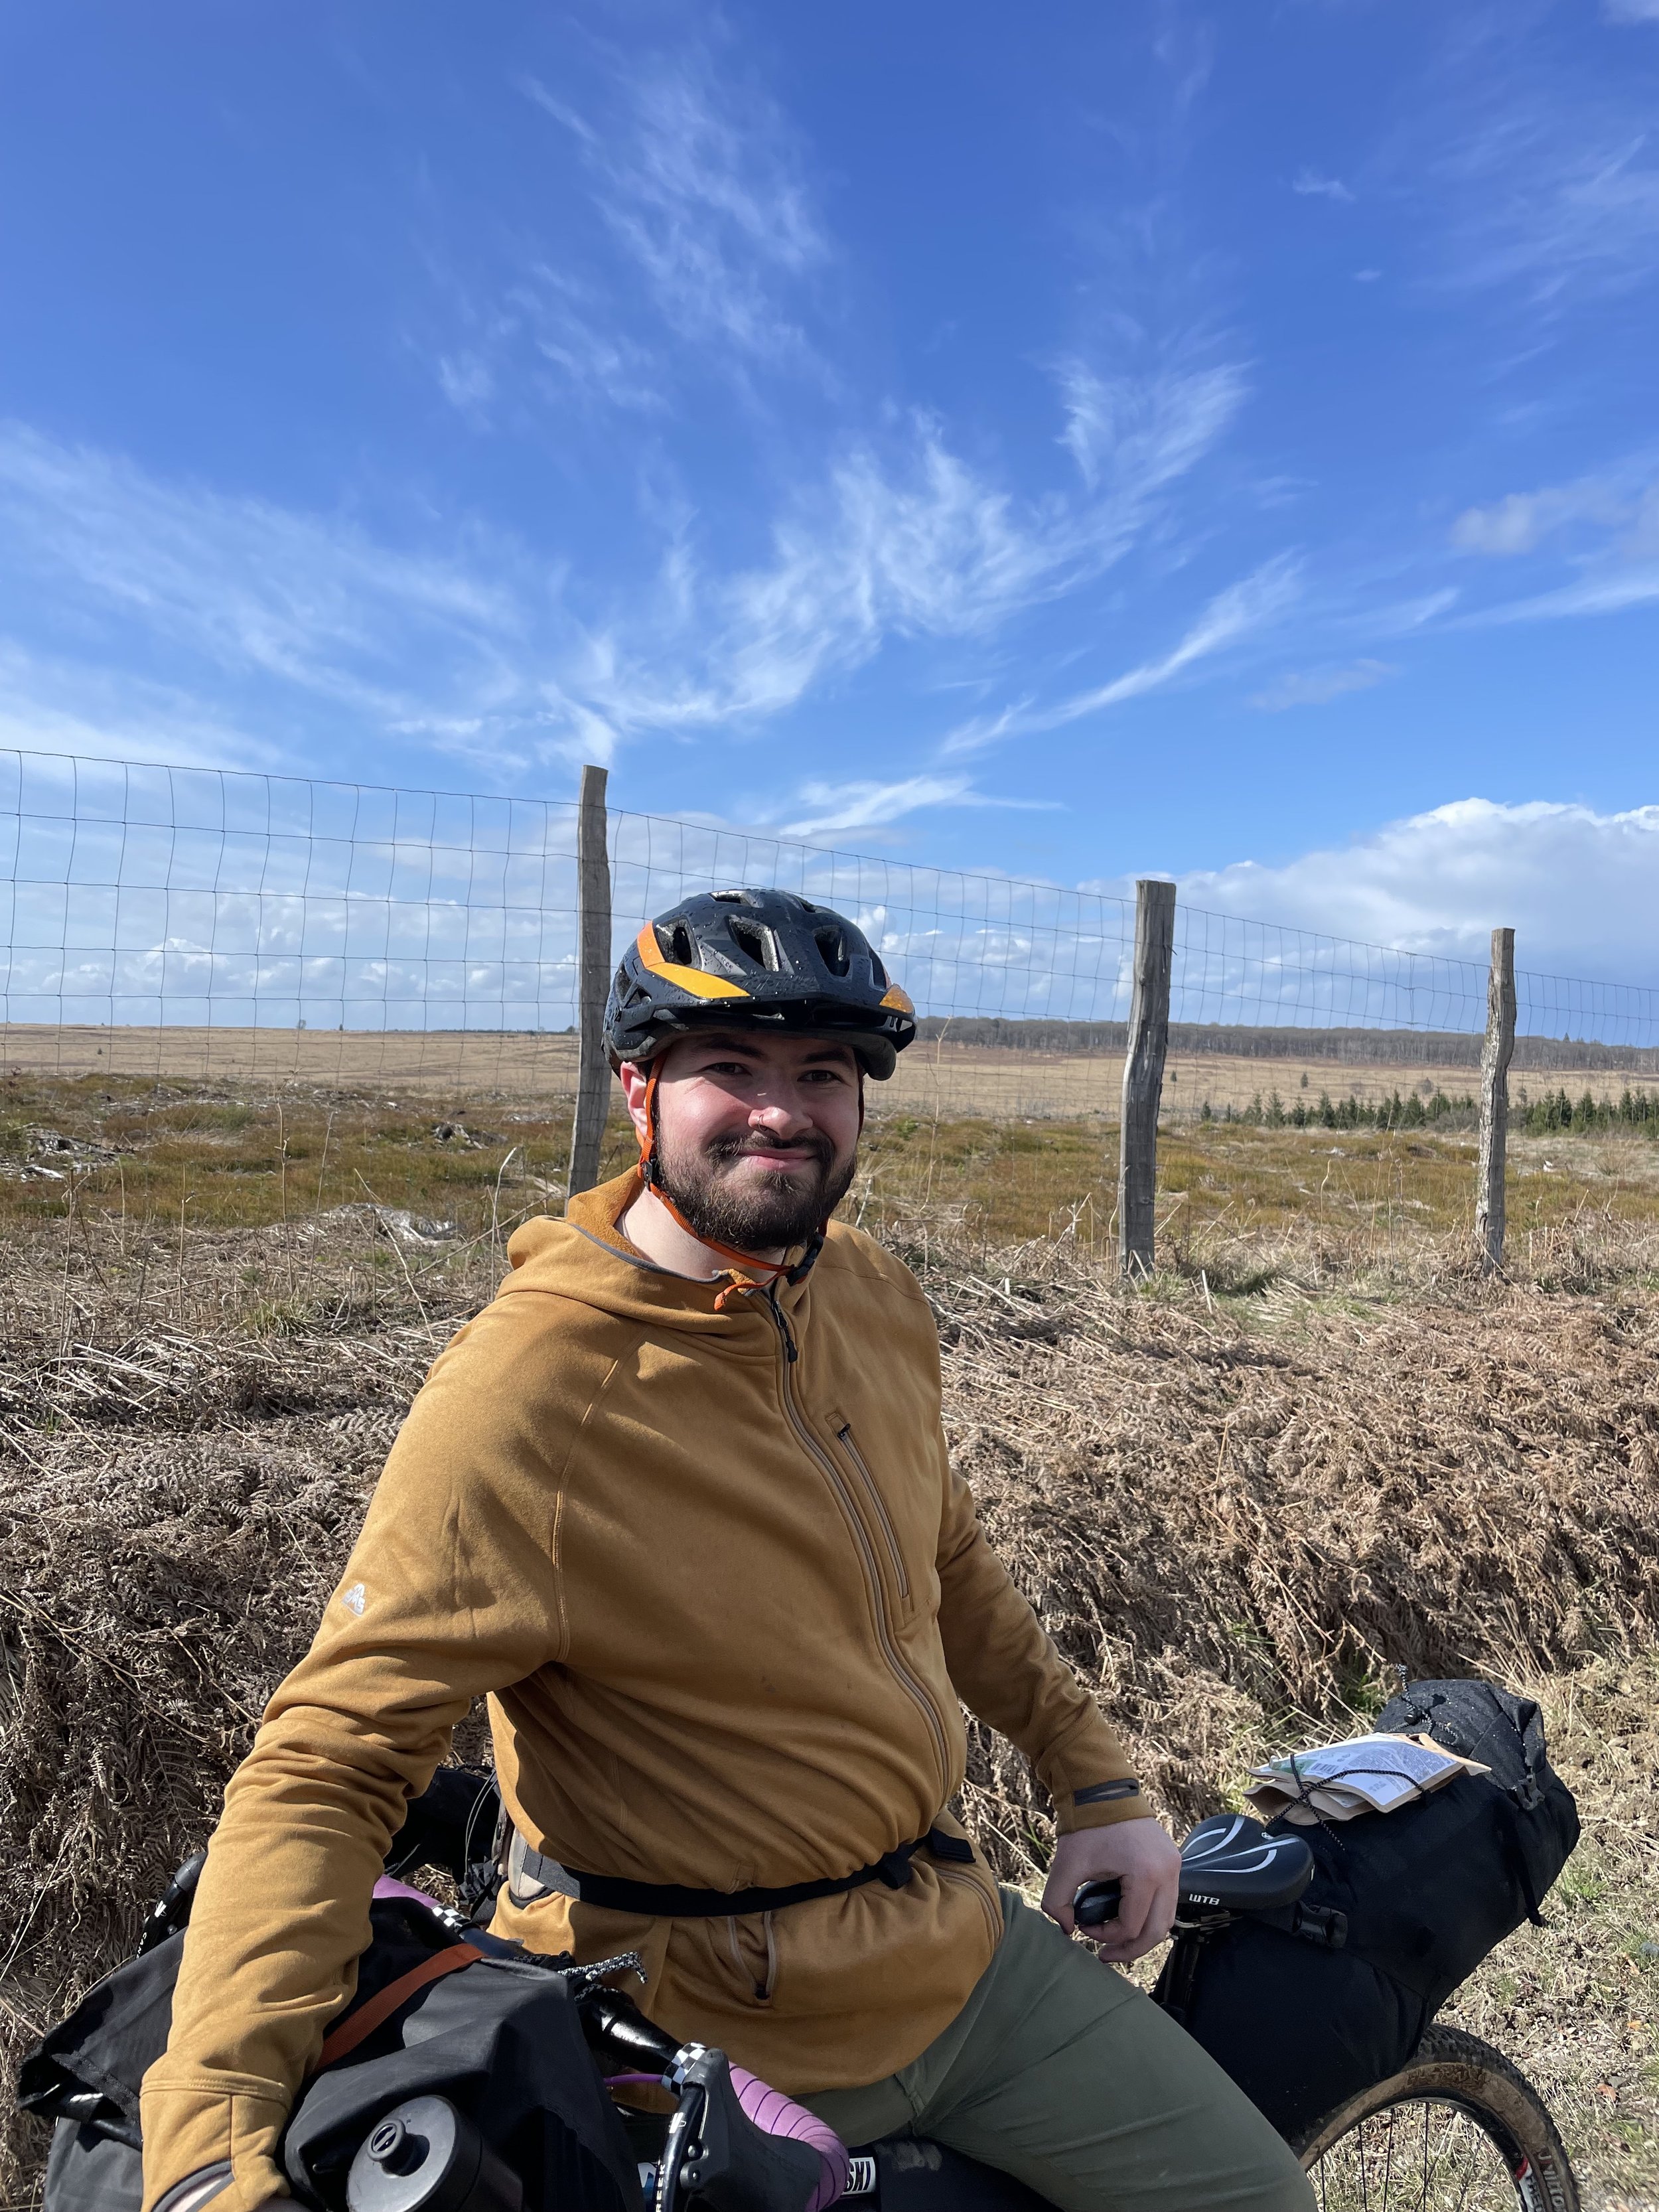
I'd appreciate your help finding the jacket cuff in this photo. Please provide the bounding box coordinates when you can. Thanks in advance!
[1054,1776,1152,1834]
[139,2078,291,2212]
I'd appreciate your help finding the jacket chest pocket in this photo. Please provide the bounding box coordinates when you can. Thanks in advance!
[829,1413,920,1626]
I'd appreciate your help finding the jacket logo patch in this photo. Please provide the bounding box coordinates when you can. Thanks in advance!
[342,1582,367,1615]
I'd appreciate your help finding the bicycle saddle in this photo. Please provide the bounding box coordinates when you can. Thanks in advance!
[1173,1814,1313,1911]
[1074,1812,1314,1927]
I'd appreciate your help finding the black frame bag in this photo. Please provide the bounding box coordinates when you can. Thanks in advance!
[1167,1679,1580,2142]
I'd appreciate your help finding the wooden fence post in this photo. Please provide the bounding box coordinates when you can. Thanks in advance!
[1119,878,1176,1279]
[566,764,613,1203]
[1475,925,1516,1274]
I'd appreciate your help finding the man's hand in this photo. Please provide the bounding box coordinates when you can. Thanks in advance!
[1041,1816,1181,1966]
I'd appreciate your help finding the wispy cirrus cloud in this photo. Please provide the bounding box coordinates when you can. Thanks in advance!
[761,774,1055,843]
[1050,555,1302,719]
[550,389,1246,749]
[1249,658,1396,711]
[0,642,277,773]
[0,423,521,723]
[433,43,831,426]
[1445,457,1659,627]
[942,554,1302,755]
[0,378,1252,790]
[1055,360,1246,494]
[522,42,829,374]
[1427,63,1659,309]
[1465,565,1659,626]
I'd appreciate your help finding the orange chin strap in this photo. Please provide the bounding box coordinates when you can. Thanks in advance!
[636,1059,860,1309]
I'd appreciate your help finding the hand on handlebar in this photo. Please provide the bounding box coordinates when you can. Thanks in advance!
[1041,1817,1181,1966]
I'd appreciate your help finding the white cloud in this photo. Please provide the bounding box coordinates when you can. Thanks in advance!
[1604,0,1659,22]
[1450,477,1626,554]
[1292,169,1354,203]
[1367,587,1459,634]
[1467,566,1659,625]
[0,644,277,772]
[512,269,664,411]
[0,386,1248,781]
[1167,798,1659,982]
[435,352,496,418]
[1435,96,1659,307]
[569,358,1248,751]
[1439,464,1659,628]
[764,775,1055,842]
[1249,659,1396,711]
[1352,268,1382,283]
[0,423,520,725]
[1055,360,1246,495]
[524,49,828,370]
[1058,557,1303,717]
[939,555,1301,755]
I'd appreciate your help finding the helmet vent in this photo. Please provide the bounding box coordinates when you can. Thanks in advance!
[870,954,890,988]
[814,926,850,978]
[657,919,699,967]
[710,889,744,903]
[728,917,781,970]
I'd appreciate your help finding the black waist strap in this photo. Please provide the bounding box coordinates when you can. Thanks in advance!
[512,1826,975,1919]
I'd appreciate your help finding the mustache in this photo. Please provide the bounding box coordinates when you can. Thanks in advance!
[705,1129,835,1169]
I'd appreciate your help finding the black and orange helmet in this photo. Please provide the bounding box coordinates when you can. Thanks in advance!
[605,888,916,1078]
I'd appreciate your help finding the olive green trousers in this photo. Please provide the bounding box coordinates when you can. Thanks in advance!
[802,1891,1315,2212]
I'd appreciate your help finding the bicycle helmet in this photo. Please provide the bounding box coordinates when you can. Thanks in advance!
[605,889,915,1078]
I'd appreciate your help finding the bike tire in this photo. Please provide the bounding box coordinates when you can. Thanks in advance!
[1293,2026,1577,2212]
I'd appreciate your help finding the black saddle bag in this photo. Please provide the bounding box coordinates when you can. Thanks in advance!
[1169,1679,1580,2145]
[18,1891,640,2212]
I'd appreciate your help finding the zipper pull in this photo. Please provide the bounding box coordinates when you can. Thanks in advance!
[768,1286,799,1363]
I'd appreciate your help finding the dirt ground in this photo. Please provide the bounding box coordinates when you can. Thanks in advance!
[2,1092,1658,2205]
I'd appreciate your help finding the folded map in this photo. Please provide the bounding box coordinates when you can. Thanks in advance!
[1244,1732,1490,1825]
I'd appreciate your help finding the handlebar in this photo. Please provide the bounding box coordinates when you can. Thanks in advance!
[577,1980,841,2212]
[1072,1879,1123,1929]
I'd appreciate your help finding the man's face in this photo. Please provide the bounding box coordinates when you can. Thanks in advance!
[622,1029,863,1251]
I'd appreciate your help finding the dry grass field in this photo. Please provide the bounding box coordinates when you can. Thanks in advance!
[7,1055,1659,1259]
[5,1022,1646,1128]
[3,1069,1659,2206]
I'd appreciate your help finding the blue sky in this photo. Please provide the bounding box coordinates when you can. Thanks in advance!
[1,1,1658,972]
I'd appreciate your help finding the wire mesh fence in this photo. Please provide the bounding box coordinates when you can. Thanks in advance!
[5,747,1659,1246]
[7,747,1654,1082]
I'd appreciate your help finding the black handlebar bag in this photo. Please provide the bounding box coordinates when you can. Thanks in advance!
[19,1892,640,2212]
[1169,1680,1580,2143]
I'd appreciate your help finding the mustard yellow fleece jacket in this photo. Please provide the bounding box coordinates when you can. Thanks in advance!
[139,1171,1144,2210]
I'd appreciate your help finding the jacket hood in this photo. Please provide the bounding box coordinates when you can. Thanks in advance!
[500,1168,814,1335]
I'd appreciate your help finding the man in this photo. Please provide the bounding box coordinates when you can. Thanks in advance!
[141,889,1311,2212]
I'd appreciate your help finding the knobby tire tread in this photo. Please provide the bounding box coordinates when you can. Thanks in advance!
[1293,2024,1578,2212]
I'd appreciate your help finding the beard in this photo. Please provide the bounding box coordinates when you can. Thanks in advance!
[654,1125,857,1252]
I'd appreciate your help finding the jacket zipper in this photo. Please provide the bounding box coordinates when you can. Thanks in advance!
[766,1291,949,1793]
[837,1424,909,1602]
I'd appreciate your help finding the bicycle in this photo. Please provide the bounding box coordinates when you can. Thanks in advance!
[347,1811,1578,2212]
[1073,1815,1577,2212]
